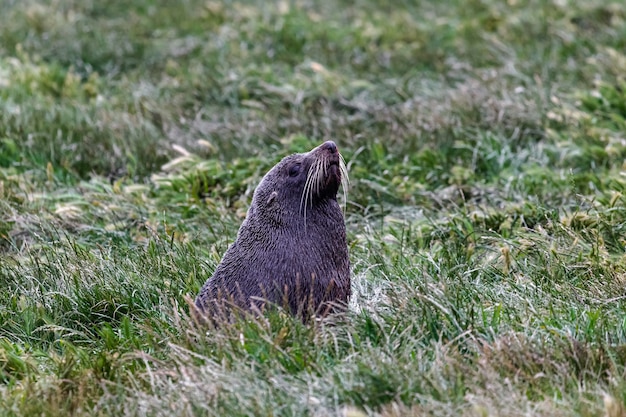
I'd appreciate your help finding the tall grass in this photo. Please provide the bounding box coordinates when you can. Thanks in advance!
[1,0,626,415]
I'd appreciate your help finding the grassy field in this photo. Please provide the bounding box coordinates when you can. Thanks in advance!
[1,0,626,415]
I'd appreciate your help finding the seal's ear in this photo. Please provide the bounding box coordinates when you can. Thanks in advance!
[266,191,278,205]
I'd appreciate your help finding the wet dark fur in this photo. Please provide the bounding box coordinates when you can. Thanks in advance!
[195,141,350,321]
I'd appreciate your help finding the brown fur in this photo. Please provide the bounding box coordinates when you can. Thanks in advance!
[195,141,350,321]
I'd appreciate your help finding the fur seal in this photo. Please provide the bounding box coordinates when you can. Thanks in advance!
[195,141,350,321]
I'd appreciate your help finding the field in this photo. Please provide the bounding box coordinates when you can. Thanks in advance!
[1,0,626,415]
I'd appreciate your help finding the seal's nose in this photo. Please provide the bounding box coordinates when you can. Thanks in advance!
[321,141,338,154]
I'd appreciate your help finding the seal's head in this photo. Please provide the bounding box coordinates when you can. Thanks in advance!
[250,140,349,226]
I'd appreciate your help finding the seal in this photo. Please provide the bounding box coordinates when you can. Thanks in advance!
[195,141,350,322]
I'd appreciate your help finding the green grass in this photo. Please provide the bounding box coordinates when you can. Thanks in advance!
[1,0,626,415]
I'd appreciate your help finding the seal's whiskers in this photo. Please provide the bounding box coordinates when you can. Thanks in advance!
[300,158,321,226]
[299,150,349,223]
[314,158,321,197]
[339,153,349,212]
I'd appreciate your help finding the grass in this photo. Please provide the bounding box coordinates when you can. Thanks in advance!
[1,0,626,415]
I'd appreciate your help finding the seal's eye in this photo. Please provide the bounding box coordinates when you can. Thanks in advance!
[288,163,301,177]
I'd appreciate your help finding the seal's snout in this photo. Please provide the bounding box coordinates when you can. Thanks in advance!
[321,141,338,155]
